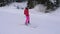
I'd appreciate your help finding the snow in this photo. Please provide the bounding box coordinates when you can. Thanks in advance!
[0,2,60,34]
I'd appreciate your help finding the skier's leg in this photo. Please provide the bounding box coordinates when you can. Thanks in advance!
[25,16,28,25]
[27,16,30,24]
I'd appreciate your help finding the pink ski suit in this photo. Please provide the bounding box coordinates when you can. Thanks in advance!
[24,8,30,25]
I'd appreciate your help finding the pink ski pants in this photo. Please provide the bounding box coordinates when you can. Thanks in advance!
[25,16,30,24]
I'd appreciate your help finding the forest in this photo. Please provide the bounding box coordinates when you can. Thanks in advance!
[0,0,60,12]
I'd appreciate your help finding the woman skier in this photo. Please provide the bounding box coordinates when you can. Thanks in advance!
[24,7,30,25]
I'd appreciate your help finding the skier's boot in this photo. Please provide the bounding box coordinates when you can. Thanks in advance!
[25,22,28,25]
[28,21,31,25]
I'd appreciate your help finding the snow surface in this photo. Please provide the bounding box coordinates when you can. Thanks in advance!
[0,2,60,34]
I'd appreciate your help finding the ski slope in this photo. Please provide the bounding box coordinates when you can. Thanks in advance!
[0,2,60,34]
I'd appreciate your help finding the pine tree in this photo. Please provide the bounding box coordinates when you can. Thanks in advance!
[27,0,34,9]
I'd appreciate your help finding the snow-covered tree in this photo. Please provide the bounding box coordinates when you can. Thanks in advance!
[27,0,60,13]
